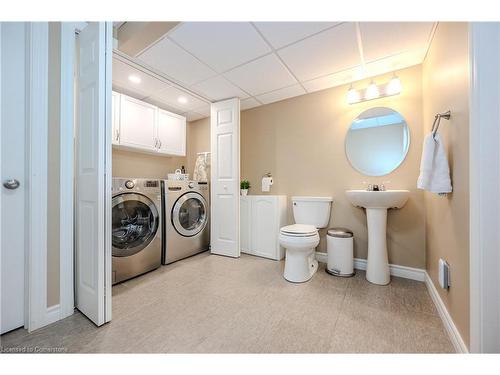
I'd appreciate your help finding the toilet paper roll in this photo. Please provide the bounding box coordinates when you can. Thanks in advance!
[262,177,273,192]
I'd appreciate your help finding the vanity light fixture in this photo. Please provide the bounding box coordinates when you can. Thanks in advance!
[347,84,361,104]
[386,74,402,96]
[128,75,141,84]
[346,73,402,105]
[365,80,380,100]
[177,96,188,104]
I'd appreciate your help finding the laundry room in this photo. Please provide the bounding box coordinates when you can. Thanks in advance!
[111,29,212,284]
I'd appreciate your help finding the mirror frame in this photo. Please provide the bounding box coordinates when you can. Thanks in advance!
[345,107,411,177]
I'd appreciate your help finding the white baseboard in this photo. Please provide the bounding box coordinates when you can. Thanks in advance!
[315,252,426,282]
[424,272,469,353]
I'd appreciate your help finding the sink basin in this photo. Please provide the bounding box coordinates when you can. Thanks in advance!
[345,189,410,285]
[345,190,410,209]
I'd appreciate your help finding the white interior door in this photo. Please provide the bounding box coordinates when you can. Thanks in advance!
[75,22,111,326]
[210,98,240,257]
[0,22,26,334]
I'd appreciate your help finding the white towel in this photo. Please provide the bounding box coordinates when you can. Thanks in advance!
[193,154,209,182]
[417,133,452,194]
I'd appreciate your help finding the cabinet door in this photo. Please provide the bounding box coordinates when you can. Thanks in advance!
[111,91,120,145]
[157,109,186,156]
[240,196,252,254]
[119,94,157,151]
[251,197,278,260]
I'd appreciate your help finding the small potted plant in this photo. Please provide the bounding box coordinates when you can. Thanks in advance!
[240,180,250,196]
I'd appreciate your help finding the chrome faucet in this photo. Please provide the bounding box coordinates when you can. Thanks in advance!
[366,183,387,191]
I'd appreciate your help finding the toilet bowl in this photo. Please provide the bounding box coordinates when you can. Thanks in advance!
[278,196,333,283]
[279,224,320,282]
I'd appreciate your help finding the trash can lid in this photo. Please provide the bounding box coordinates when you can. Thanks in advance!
[327,227,353,238]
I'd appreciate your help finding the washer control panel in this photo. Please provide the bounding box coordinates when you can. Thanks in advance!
[125,180,135,189]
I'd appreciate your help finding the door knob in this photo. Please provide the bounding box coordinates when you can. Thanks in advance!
[3,179,20,190]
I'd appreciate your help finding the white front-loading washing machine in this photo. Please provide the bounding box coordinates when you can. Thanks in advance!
[161,180,210,264]
[112,178,162,284]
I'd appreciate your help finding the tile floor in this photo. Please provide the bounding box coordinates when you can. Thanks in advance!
[0,253,454,353]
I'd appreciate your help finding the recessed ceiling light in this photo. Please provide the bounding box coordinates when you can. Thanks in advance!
[128,75,141,84]
[178,96,188,104]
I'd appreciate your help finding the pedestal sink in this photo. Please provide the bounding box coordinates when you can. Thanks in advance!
[345,190,410,285]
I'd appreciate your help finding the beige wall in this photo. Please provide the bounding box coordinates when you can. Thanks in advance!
[186,117,211,176]
[238,65,425,266]
[47,23,61,307]
[422,22,470,347]
[112,149,186,178]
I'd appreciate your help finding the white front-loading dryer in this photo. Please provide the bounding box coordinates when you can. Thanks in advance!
[162,180,210,264]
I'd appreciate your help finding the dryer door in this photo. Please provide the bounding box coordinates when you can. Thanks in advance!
[112,193,159,257]
[172,192,208,237]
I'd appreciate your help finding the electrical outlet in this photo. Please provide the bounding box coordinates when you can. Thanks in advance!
[438,259,450,289]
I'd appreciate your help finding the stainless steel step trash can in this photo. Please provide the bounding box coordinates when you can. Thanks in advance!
[326,227,355,277]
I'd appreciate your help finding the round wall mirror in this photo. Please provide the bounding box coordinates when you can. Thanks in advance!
[345,107,410,176]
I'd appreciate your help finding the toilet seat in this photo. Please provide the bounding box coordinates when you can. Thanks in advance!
[280,224,317,237]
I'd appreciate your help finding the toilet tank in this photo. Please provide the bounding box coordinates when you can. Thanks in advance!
[292,196,333,228]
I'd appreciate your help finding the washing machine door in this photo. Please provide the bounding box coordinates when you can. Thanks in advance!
[112,193,159,257]
[172,192,208,237]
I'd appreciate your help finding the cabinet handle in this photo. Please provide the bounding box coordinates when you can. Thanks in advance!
[115,130,120,141]
[158,139,162,149]
[3,179,20,190]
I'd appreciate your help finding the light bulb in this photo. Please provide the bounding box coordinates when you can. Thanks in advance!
[177,96,188,104]
[347,86,360,104]
[386,76,402,95]
[365,81,380,100]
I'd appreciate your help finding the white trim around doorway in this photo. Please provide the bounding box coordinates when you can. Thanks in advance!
[24,22,51,332]
[469,22,500,354]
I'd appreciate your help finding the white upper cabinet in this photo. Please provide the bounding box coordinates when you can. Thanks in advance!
[119,94,157,151]
[157,109,186,156]
[112,91,121,145]
[112,92,187,156]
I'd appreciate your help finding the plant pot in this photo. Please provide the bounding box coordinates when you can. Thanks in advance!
[241,189,248,196]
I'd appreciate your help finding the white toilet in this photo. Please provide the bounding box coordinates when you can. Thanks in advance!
[279,196,333,283]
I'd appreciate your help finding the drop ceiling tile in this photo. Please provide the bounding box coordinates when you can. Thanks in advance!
[141,97,185,116]
[112,58,168,98]
[278,23,360,81]
[186,111,206,122]
[137,37,216,86]
[169,22,271,73]
[224,54,297,96]
[256,84,306,105]
[362,48,427,77]
[191,75,249,101]
[192,104,211,117]
[240,97,261,110]
[302,66,365,93]
[150,85,208,112]
[360,22,434,62]
[253,22,340,49]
